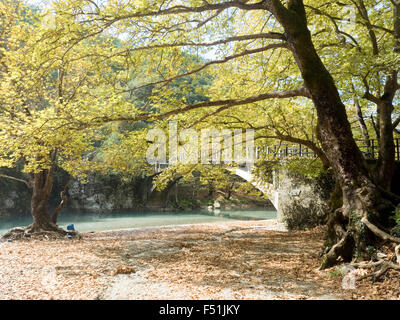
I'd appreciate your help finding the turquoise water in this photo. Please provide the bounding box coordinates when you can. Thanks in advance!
[0,209,277,235]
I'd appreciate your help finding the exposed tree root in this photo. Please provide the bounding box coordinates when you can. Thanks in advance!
[1,224,81,241]
[345,219,400,282]
[361,217,400,244]
[320,232,354,270]
[350,258,400,282]
[320,178,400,269]
[321,209,400,271]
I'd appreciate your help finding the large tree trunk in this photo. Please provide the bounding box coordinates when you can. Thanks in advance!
[28,150,69,233]
[278,2,371,188]
[269,0,397,268]
[30,170,60,232]
[375,71,398,191]
[2,167,68,240]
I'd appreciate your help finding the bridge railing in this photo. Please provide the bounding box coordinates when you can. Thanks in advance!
[357,138,400,161]
[256,138,400,161]
[152,138,400,171]
[255,145,317,159]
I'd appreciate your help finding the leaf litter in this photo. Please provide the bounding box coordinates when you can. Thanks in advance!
[0,219,399,300]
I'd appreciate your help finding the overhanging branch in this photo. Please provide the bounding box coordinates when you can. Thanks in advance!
[94,86,311,125]
[0,174,32,188]
[254,132,330,169]
[124,32,286,52]
[84,0,267,23]
[122,43,289,94]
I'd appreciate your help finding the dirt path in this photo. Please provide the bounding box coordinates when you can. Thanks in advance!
[0,219,398,299]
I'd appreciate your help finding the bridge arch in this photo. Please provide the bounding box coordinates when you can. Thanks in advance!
[227,167,280,214]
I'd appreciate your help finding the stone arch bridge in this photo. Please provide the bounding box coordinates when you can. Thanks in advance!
[152,139,400,222]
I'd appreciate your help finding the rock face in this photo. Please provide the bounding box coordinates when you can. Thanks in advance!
[0,167,274,217]
[0,169,152,216]
[276,171,334,230]
[0,190,29,217]
[0,169,32,217]
[67,173,151,213]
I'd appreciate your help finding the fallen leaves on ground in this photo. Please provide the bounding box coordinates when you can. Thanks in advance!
[0,220,399,300]
[113,265,135,275]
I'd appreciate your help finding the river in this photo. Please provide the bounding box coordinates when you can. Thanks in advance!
[0,209,277,235]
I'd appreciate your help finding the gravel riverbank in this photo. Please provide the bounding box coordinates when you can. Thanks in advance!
[0,219,398,300]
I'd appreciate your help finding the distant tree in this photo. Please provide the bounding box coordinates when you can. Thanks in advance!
[0,1,129,236]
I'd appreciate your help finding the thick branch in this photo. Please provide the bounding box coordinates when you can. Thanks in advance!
[354,0,379,55]
[123,43,289,93]
[393,116,400,130]
[0,174,32,188]
[52,179,72,224]
[186,105,233,128]
[255,132,330,169]
[394,2,400,52]
[371,115,380,139]
[44,148,58,197]
[354,95,370,146]
[89,0,267,22]
[96,86,311,125]
[363,89,380,104]
[124,32,286,51]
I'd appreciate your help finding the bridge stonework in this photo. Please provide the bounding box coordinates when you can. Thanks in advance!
[274,171,334,229]
[233,167,334,230]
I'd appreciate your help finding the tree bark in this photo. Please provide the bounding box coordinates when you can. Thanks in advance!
[52,178,72,224]
[376,99,395,191]
[0,157,70,239]
[30,170,58,231]
[276,2,370,189]
[25,149,68,233]
[354,97,370,148]
[267,0,397,267]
